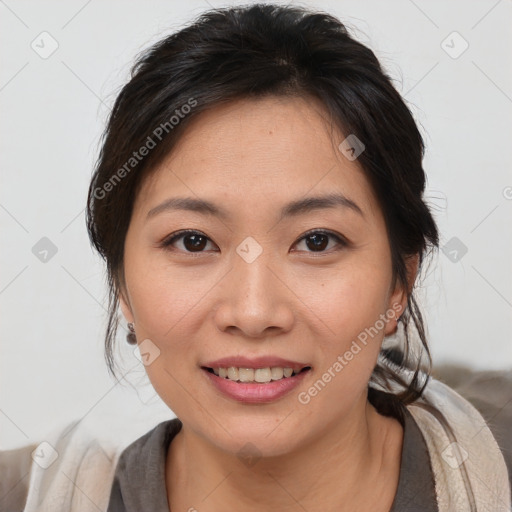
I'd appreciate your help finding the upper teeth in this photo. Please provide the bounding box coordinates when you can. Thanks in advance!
[212,366,296,383]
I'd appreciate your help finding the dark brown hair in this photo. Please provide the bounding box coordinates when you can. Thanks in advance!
[86,3,439,404]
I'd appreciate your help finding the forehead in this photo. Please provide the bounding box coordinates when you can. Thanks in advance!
[134,95,380,222]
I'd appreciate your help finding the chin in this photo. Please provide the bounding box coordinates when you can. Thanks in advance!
[196,415,308,460]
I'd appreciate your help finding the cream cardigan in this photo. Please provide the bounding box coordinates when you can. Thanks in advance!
[2,367,510,512]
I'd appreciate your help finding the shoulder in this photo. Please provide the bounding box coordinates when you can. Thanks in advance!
[107,417,181,512]
[433,365,512,471]
[0,441,40,511]
[20,417,131,512]
[3,413,178,512]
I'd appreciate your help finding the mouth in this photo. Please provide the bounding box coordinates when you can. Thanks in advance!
[200,364,312,403]
[200,356,312,403]
[202,365,312,384]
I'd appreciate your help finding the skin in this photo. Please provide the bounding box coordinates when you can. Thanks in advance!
[119,95,418,511]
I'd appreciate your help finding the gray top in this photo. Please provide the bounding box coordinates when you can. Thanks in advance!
[106,375,512,512]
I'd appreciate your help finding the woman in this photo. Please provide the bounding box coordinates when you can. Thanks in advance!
[2,3,510,511]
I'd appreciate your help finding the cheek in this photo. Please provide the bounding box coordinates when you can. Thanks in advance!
[294,256,392,338]
[124,248,215,340]
[294,269,390,412]
[124,261,204,409]
[295,262,392,402]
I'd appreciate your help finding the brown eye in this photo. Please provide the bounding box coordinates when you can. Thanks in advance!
[161,229,347,255]
[305,233,329,251]
[292,230,347,253]
[162,230,216,253]
[182,233,208,251]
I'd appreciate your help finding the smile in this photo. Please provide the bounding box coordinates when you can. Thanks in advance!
[205,366,310,383]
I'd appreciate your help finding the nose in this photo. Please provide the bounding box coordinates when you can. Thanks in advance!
[213,249,294,339]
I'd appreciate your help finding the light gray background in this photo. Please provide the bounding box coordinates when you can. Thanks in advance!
[1,0,511,449]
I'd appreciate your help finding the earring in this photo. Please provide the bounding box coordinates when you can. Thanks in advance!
[126,322,137,345]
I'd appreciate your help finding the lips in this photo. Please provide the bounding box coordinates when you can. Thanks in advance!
[201,365,310,403]
[199,355,312,403]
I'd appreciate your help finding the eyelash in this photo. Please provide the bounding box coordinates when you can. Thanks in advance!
[160,228,348,256]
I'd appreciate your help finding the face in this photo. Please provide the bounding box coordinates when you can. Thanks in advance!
[119,95,412,457]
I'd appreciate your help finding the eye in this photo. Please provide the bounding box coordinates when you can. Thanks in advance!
[161,229,217,253]
[292,229,347,254]
[160,229,348,255]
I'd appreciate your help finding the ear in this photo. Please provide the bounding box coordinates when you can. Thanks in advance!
[118,287,135,325]
[384,253,419,336]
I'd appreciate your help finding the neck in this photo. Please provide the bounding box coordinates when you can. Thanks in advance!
[166,395,403,511]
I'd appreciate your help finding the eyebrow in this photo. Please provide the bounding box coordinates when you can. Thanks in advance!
[146,193,364,221]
